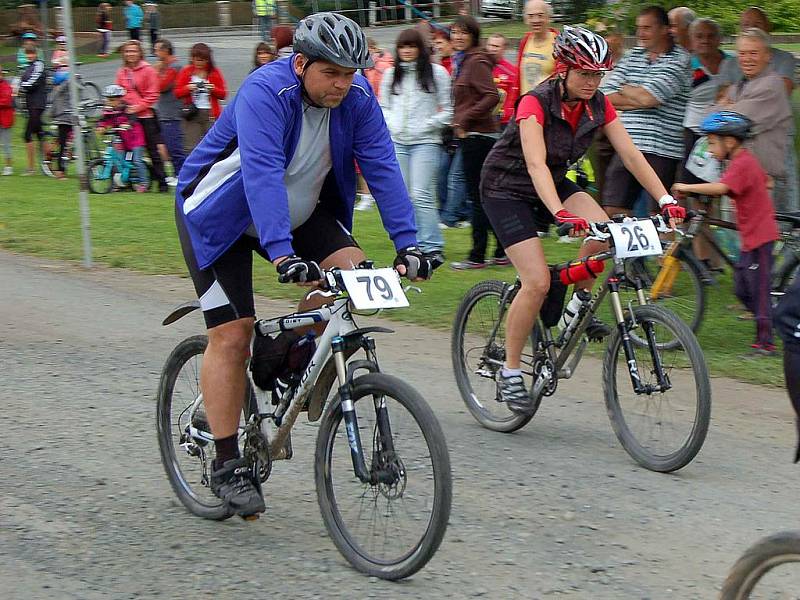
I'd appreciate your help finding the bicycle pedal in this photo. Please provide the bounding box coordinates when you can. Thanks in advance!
[240,513,260,522]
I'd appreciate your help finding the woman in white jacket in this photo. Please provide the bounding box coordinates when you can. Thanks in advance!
[380,29,452,259]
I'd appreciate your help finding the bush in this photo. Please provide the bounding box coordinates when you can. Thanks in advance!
[586,0,800,35]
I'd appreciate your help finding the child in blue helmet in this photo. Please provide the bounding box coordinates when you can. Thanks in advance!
[673,111,780,356]
[16,32,42,72]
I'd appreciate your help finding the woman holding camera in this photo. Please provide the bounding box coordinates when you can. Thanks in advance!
[175,43,227,153]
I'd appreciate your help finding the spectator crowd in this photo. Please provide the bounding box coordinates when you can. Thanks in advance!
[0,2,797,349]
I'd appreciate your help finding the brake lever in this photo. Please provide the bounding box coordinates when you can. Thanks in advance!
[653,214,673,234]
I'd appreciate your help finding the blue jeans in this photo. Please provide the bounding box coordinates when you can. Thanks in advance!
[130,147,148,185]
[437,146,451,212]
[258,15,272,41]
[394,142,444,254]
[440,145,469,226]
[159,120,185,175]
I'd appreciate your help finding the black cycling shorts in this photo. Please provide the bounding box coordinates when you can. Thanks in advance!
[482,178,583,249]
[24,107,45,143]
[177,203,359,329]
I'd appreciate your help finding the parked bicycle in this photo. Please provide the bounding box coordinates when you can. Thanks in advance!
[88,126,150,193]
[720,531,800,599]
[157,264,452,580]
[633,209,800,334]
[452,215,711,473]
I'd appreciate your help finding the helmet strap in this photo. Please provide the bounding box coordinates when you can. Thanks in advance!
[297,56,326,109]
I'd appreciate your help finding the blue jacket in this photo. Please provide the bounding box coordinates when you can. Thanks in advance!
[124,4,144,29]
[176,56,417,270]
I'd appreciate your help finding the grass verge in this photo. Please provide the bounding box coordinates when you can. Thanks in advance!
[0,121,788,386]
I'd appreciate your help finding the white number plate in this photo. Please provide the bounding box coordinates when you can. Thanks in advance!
[340,268,410,310]
[608,220,663,259]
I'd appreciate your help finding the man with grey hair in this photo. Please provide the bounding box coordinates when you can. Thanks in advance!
[717,28,793,211]
[718,7,797,212]
[511,0,558,105]
[668,6,696,50]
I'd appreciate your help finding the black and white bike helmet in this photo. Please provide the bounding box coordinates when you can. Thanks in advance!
[293,12,374,69]
[103,84,126,98]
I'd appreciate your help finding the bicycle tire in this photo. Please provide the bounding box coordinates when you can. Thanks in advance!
[156,335,233,521]
[626,249,707,338]
[720,531,800,599]
[87,158,114,194]
[603,304,711,472]
[315,373,452,580]
[451,280,536,433]
[773,253,799,296]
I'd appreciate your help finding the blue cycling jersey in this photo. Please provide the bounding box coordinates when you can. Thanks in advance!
[176,56,417,270]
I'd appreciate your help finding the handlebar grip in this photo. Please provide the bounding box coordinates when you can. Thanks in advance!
[556,222,574,237]
[685,209,699,220]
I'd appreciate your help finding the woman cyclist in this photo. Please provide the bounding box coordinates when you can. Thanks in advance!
[480,26,686,414]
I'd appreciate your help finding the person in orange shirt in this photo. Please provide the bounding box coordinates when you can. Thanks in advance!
[364,37,393,100]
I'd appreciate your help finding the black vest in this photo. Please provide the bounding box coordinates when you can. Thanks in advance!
[481,78,607,199]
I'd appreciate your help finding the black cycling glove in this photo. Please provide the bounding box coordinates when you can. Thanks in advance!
[394,246,433,281]
[276,255,323,284]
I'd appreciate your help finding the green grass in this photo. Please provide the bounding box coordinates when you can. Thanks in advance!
[0,122,789,386]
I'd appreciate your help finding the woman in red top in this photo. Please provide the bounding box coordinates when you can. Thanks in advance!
[479,27,685,414]
[175,43,227,154]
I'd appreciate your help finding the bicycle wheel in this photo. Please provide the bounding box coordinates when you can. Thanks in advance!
[87,158,114,194]
[315,373,451,580]
[156,335,254,521]
[720,531,800,599]
[625,249,707,336]
[79,81,103,119]
[603,304,711,473]
[451,280,537,433]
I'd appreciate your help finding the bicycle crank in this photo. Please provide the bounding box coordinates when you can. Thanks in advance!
[532,358,557,399]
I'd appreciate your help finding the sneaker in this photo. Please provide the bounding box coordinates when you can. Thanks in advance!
[165,176,178,187]
[134,184,148,193]
[41,161,53,177]
[450,259,486,270]
[487,256,511,267]
[747,343,777,357]
[438,222,453,230]
[355,194,374,211]
[210,457,266,516]
[737,312,755,321]
[455,221,471,229]
[557,235,576,244]
[585,316,612,341]
[2,166,12,176]
[498,371,533,415]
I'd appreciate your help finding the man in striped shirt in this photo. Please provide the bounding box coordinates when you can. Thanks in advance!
[599,5,690,215]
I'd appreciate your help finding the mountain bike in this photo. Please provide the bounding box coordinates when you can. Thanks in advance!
[156,265,452,580]
[452,215,711,473]
[720,531,800,599]
[632,208,800,334]
[88,127,150,193]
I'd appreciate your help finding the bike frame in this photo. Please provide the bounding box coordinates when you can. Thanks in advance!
[98,136,133,183]
[249,295,395,484]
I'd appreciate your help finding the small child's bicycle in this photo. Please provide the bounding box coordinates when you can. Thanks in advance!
[88,126,149,194]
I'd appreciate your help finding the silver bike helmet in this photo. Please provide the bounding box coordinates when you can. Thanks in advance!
[293,12,373,69]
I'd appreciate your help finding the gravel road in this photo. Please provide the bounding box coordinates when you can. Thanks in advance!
[1,250,797,599]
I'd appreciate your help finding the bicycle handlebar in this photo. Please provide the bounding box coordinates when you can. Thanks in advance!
[557,214,673,244]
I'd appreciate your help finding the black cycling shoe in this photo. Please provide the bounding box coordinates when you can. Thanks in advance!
[210,457,266,516]
[498,371,534,415]
[585,317,612,341]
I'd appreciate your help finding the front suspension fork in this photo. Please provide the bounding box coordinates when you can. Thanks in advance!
[609,279,670,394]
[332,336,394,485]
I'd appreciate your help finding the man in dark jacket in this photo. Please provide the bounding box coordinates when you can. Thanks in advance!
[18,46,50,176]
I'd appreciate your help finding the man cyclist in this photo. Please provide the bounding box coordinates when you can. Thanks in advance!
[479,26,685,415]
[175,13,434,516]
